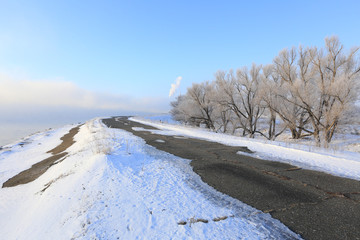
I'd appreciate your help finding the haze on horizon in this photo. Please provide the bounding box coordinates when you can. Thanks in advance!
[1,0,359,145]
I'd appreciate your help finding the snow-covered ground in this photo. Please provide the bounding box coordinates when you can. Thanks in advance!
[131,116,360,181]
[141,113,360,153]
[0,118,301,239]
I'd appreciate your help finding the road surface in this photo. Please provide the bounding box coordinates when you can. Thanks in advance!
[103,116,360,240]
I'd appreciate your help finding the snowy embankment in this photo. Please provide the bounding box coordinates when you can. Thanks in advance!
[0,118,300,239]
[131,117,360,181]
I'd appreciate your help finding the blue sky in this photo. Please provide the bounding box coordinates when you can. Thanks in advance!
[0,0,359,116]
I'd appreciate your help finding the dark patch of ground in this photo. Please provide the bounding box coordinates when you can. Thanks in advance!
[2,125,82,188]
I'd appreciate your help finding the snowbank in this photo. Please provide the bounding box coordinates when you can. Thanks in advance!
[0,118,300,239]
[131,117,360,181]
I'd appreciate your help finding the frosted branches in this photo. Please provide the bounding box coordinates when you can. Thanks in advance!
[170,36,360,146]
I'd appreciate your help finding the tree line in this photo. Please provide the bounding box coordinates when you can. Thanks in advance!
[170,36,360,147]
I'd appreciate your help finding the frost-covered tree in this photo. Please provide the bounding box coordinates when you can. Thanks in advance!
[187,82,217,129]
[235,64,266,138]
[259,64,287,140]
[303,36,359,146]
[215,105,232,133]
[214,65,265,138]
[272,36,360,146]
[170,36,360,146]
[210,73,235,133]
[172,82,217,129]
[272,47,312,139]
[170,95,187,123]
[215,70,247,135]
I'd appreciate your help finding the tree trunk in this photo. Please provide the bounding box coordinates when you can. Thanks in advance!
[313,129,320,147]
[268,111,276,140]
[324,120,338,146]
[290,127,300,139]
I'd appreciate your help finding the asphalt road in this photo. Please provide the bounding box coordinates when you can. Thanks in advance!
[103,117,360,240]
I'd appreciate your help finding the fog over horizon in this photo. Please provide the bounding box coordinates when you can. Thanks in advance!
[0,76,170,146]
[0,106,167,146]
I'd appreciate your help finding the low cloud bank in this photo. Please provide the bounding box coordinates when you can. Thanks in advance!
[0,75,169,145]
[0,77,169,113]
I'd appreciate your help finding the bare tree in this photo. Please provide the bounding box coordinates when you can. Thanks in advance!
[212,100,233,133]
[236,64,266,138]
[182,82,217,130]
[302,36,360,146]
[170,95,187,123]
[170,36,360,147]
[215,70,247,135]
[273,36,359,146]
[214,65,265,138]
[273,47,312,139]
[212,70,235,133]
[259,64,287,140]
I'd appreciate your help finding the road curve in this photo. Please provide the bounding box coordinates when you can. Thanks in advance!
[103,117,360,240]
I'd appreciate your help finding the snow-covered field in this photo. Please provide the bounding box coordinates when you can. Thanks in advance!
[132,116,360,181]
[141,113,360,152]
[0,118,300,239]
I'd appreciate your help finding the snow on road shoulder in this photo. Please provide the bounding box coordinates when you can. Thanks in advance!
[130,117,360,181]
[0,118,300,239]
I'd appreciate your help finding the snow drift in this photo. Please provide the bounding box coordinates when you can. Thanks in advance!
[0,118,300,239]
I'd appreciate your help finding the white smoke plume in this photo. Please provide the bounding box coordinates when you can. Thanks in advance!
[169,76,182,97]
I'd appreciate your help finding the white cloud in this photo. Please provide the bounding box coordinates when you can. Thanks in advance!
[169,76,182,97]
[0,75,169,115]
